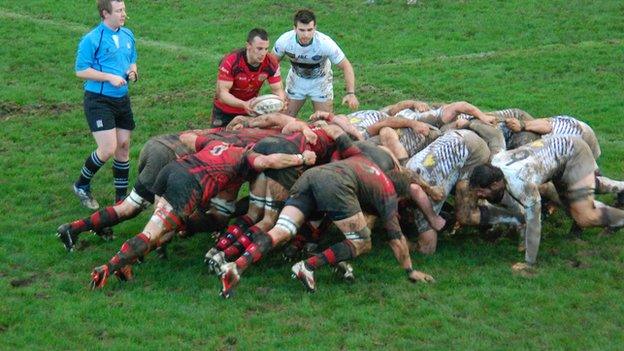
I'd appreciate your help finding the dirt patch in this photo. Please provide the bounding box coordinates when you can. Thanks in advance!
[10,274,37,288]
[0,324,7,333]
[566,259,591,269]
[1,101,78,121]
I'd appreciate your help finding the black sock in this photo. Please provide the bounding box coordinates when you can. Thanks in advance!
[113,159,130,201]
[76,151,105,188]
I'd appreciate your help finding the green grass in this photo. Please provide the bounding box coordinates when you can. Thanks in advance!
[1,1,624,349]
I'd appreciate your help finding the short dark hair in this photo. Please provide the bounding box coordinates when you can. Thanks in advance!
[97,0,123,19]
[294,9,316,25]
[247,28,269,43]
[469,164,504,188]
[386,169,415,198]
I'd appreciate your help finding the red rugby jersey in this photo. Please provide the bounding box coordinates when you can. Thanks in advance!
[214,49,281,115]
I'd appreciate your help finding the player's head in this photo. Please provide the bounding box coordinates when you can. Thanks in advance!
[246,28,270,65]
[470,164,506,203]
[387,169,416,199]
[293,9,316,45]
[98,0,126,27]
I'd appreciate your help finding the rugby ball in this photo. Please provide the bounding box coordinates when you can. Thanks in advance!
[250,94,284,116]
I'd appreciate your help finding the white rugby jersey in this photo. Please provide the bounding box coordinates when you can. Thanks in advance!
[406,130,473,192]
[547,116,586,136]
[348,110,389,139]
[273,30,345,79]
[492,136,578,206]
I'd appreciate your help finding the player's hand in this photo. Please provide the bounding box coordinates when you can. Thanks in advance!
[512,262,535,273]
[505,118,522,132]
[226,115,251,131]
[242,99,255,116]
[301,150,317,165]
[482,114,497,126]
[127,70,138,83]
[408,270,435,283]
[413,101,430,112]
[456,119,470,129]
[411,121,430,135]
[108,74,127,87]
[309,111,331,121]
[302,127,318,145]
[426,185,445,202]
[342,94,359,110]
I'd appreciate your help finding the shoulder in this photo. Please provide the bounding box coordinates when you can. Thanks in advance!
[119,27,135,39]
[315,31,339,45]
[220,49,243,66]
[275,30,295,43]
[81,25,105,44]
[265,53,280,67]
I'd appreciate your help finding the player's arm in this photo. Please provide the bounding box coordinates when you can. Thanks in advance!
[252,113,297,129]
[443,101,496,125]
[520,184,542,267]
[249,150,316,170]
[179,132,200,151]
[216,80,253,115]
[385,100,429,116]
[367,117,430,136]
[281,120,318,145]
[269,81,287,105]
[328,114,365,141]
[506,117,553,134]
[336,58,359,110]
[382,204,434,283]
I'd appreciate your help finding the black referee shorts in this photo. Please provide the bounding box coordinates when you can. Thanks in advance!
[84,91,135,132]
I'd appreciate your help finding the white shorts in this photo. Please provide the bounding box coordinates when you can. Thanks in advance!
[285,70,334,102]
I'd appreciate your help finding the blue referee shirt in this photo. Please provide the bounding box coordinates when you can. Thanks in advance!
[75,22,137,98]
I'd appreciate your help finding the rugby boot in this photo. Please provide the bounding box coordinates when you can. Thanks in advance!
[204,248,219,273]
[95,226,114,242]
[90,265,110,290]
[57,223,78,252]
[219,262,240,299]
[154,243,168,260]
[291,261,316,292]
[73,184,99,210]
[208,251,226,275]
[333,261,355,282]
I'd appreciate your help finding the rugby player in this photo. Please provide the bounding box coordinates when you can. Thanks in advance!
[470,136,624,272]
[211,28,285,128]
[57,127,282,252]
[88,136,316,289]
[218,134,439,297]
[273,9,359,116]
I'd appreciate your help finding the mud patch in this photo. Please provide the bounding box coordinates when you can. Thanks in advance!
[10,274,37,287]
[1,101,78,120]
[566,259,590,269]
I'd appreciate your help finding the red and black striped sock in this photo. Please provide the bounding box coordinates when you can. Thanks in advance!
[108,233,150,272]
[235,230,273,272]
[70,206,120,234]
[305,241,355,270]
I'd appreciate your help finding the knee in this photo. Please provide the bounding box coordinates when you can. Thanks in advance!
[379,127,398,142]
[571,210,600,228]
[417,232,437,255]
[97,144,117,161]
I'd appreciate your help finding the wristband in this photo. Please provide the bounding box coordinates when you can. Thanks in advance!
[345,92,355,95]
[297,153,305,165]
[405,267,414,276]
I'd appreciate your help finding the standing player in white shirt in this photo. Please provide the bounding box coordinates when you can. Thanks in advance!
[273,9,359,117]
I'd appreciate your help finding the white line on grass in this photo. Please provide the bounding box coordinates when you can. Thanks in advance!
[2,8,622,67]
[0,9,221,60]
